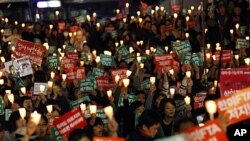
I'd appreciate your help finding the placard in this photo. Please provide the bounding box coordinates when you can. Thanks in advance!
[181,52,192,65]
[61,57,77,70]
[14,39,46,66]
[236,38,249,49]
[48,46,57,54]
[66,52,79,60]
[117,45,129,58]
[172,40,192,55]
[111,68,128,83]
[141,79,150,89]
[47,56,60,68]
[191,53,203,66]
[70,96,90,108]
[194,95,206,110]
[53,108,87,137]
[96,107,108,124]
[76,67,86,79]
[79,77,95,92]
[92,68,104,78]
[95,77,112,91]
[215,50,232,63]
[100,54,114,66]
[33,83,48,95]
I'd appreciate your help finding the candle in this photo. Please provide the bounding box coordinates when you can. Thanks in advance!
[185,33,189,39]
[131,16,134,20]
[137,56,141,63]
[129,47,134,53]
[80,103,86,112]
[20,87,26,94]
[107,90,112,97]
[137,11,141,16]
[115,75,120,83]
[234,54,239,60]
[207,44,211,50]
[115,42,119,47]
[15,21,18,25]
[151,10,155,15]
[73,32,77,36]
[138,18,143,23]
[50,72,55,79]
[244,58,250,65]
[140,63,144,69]
[205,100,217,120]
[120,40,124,45]
[46,105,53,114]
[5,18,8,23]
[5,90,11,94]
[62,74,67,81]
[0,71,3,78]
[191,6,195,10]
[1,57,5,63]
[19,108,26,119]
[93,12,97,18]
[49,24,53,29]
[96,23,100,28]
[126,70,132,77]
[150,77,156,84]
[80,61,84,66]
[165,46,168,53]
[69,32,72,37]
[150,47,154,52]
[214,80,218,87]
[116,9,120,14]
[155,6,159,11]
[40,85,46,93]
[173,13,178,19]
[104,106,114,120]
[48,81,53,88]
[184,96,191,105]
[86,15,91,21]
[92,50,97,57]
[126,3,129,8]
[137,53,140,57]
[205,28,208,33]
[230,29,234,35]
[55,10,59,16]
[7,93,14,104]
[30,111,41,125]
[188,9,192,14]
[123,18,126,23]
[0,79,4,85]
[212,55,216,61]
[140,40,143,46]
[169,69,174,75]
[95,56,100,63]
[21,23,25,28]
[186,71,191,78]
[123,79,130,88]
[160,6,164,11]
[186,16,189,22]
[206,53,211,59]
[146,50,150,55]
[246,36,249,40]
[89,105,97,114]
[235,23,239,30]
[170,88,175,96]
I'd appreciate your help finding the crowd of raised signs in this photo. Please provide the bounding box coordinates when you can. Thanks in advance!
[0,0,250,141]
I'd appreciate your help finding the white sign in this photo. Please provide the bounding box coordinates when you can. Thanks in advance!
[33,83,48,95]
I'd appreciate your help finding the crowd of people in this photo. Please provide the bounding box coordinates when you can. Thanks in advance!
[0,0,250,141]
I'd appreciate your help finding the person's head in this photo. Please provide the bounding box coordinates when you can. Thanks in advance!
[136,91,146,104]
[234,5,242,16]
[159,98,176,118]
[159,24,166,34]
[173,118,197,133]
[36,115,48,138]
[8,111,25,133]
[22,96,33,112]
[82,43,90,54]
[137,109,162,138]
[144,21,151,30]
[130,101,144,114]
[69,129,90,141]
[153,93,166,108]
[87,117,104,137]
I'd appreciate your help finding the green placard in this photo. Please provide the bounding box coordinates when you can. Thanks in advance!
[141,79,150,89]
[172,40,192,55]
[48,46,57,54]
[118,94,137,107]
[48,56,60,68]
[181,52,192,65]
[66,45,75,53]
[240,26,247,35]
[79,77,95,92]
[236,38,249,49]
[96,109,108,124]
[0,97,4,115]
[49,126,62,141]
[70,96,91,108]
[117,45,129,58]
[155,46,165,55]
[100,54,114,66]
[191,53,203,66]
[92,68,104,78]
[75,15,85,24]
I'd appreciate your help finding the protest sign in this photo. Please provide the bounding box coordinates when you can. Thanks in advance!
[154,54,174,73]
[182,119,228,141]
[216,87,250,125]
[65,68,77,82]
[14,39,46,66]
[215,50,232,63]
[181,52,192,65]
[53,108,87,137]
[93,137,125,141]
[75,15,85,24]
[79,77,95,92]
[111,68,128,83]
[100,54,114,66]
[96,107,108,124]
[4,56,33,78]
[118,94,136,107]
[66,45,75,53]
[33,83,48,95]
[191,53,203,66]
[70,96,91,108]
[92,68,104,78]
[194,95,206,110]
[47,56,60,68]
[76,67,86,79]
[66,52,79,60]
[117,45,129,58]
[49,126,62,141]
[220,68,250,97]
[61,57,77,70]
[172,40,192,55]
[236,38,249,49]
[96,77,112,91]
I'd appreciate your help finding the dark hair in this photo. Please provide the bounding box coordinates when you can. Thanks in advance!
[137,109,161,128]
[68,128,90,141]
[173,117,198,133]
[130,101,144,112]
[159,98,176,118]
[8,111,21,133]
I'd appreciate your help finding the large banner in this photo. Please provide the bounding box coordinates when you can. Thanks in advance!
[14,39,46,66]
[220,68,250,97]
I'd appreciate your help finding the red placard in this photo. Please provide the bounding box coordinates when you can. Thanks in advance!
[182,119,229,141]
[66,52,79,60]
[111,68,128,83]
[194,95,206,110]
[53,108,87,137]
[216,87,250,125]
[96,77,112,91]
[69,25,79,33]
[61,57,77,70]
[65,68,77,82]
[215,50,232,63]
[154,54,175,73]
[93,137,125,141]
[76,67,86,80]
[14,39,46,66]
[220,68,250,97]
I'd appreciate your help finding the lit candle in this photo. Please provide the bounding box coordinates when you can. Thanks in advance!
[173,13,178,19]
[0,71,3,78]
[140,63,144,69]
[104,106,114,120]
[19,108,26,119]
[234,54,239,60]
[146,50,150,55]
[115,42,119,47]
[49,24,53,29]
[212,55,216,61]
[80,103,86,112]
[207,44,211,50]
[137,56,141,63]
[46,105,53,114]
[93,12,97,18]
[120,40,124,45]
[123,79,130,88]
[140,40,143,46]
[150,77,156,84]
[86,15,91,21]
[230,29,234,35]
[169,69,174,75]
[205,28,208,33]
[115,75,120,84]
[96,23,100,28]
[1,57,5,63]
[107,90,112,97]
[206,53,211,59]
[50,72,55,79]
[151,10,155,15]
[7,93,14,104]
[160,6,164,11]
[123,18,126,23]
[129,47,134,53]
[184,96,191,105]
[126,70,132,77]
[165,46,168,52]
[15,21,18,25]
[63,44,66,50]
[246,36,249,40]
[235,23,239,30]
[186,71,191,78]
[30,111,41,125]
[92,50,97,57]
[205,100,217,120]
[40,85,45,93]
[21,23,25,28]
[214,80,218,87]
[48,81,53,88]
[95,56,100,63]
[5,90,11,94]
[185,33,189,39]
[131,16,134,20]
[69,32,72,37]
[155,6,159,11]
[73,32,77,36]
[55,10,59,16]
[170,88,175,96]
[245,58,250,66]
[20,87,26,94]
[80,61,84,67]
[137,11,141,16]
[188,9,192,14]
[138,18,142,23]
[89,105,97,114]
[186,16,189,22]
[116,9,120,14]
[0,79,4,85]
[126,3,129,8]
[62,74,67,81]
[137,53,140,57]
[191,6,195,11]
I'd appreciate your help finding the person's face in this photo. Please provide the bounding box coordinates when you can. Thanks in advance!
[142,123,161,138]
[178,122,195,132]
[177,20,182,27]
[93,124,104,136]
[234,7,241,16]
[159,25,166,33]
[135,105,144,113]
[137,93,146,104]
[164,102,175,117]
[156,95,164,108]
[23,99,33,111]
[36,118,47,138]
[83,45,89,53]
[219,6,226,15]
